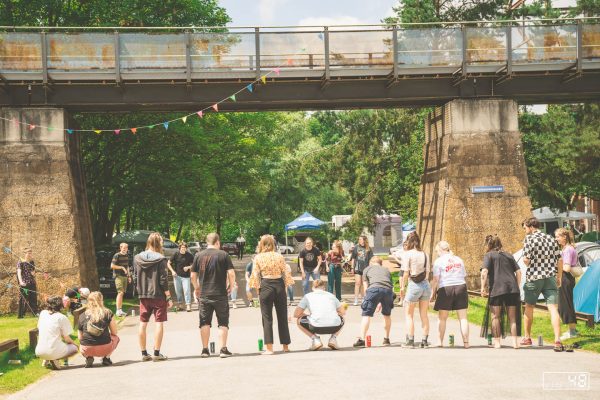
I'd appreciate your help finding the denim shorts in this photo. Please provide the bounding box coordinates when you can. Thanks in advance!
[362,287,394,317]
[405,280,432,303]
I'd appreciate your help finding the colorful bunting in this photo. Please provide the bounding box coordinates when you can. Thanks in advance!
[261,75,267,84]
[246,84,253,93]
[163,122,169,130]
[23,288,28,295]
[273,67,280,76]
[149,125,155,129]
[67,129,73,134]
[286,58,293,65]
[114,129,121,135]
[3,247,11,254]
[229,94,236,102]
[212,104,219,112]
[44,273,49,280]
[28,124,36,131]
[182,116,188,123]
[197,111,203,118]
[131,128,137,134]
[94,130,102,134]
[7,283,12,289]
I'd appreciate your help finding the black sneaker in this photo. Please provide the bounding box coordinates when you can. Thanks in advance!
[353,338,366,348]
[383,338,391,346]
[85,356,94,368]
[219,347,233,358]
[101,357,113,366]
[403,337,415,348]
[201,348,210,358]
[421,339,430,348]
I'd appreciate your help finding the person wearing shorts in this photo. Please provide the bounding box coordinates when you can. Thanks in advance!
[353,256,394,348]
[521,217,563,351]
[111,243,131,317]
[350,235,373,306]
[400,231,431,348]
[191,233,236,358]
[430,241,469,348]
[134,233,173,362]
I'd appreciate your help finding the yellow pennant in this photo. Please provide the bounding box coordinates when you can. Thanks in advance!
[261,75,266,84]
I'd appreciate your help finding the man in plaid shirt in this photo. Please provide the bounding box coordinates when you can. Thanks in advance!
[521,217,564,351]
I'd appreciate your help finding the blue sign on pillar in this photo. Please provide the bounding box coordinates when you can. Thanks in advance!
[471,185,505,194]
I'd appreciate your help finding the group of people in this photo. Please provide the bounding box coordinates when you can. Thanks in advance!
[23,214,581,368]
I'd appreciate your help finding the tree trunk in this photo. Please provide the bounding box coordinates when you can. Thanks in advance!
[176,219,185,242]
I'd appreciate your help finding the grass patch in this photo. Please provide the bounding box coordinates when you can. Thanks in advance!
[104,297,139,314]
[446,296,600,353]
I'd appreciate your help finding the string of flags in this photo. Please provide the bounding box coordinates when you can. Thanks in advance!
[0,61,289,135]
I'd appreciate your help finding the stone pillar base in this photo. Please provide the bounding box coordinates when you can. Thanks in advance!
[0,108,97,313]
[417,100,532,287]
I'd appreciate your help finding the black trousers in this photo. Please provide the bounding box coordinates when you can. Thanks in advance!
[18,284,38,318]
[259,278,291,345]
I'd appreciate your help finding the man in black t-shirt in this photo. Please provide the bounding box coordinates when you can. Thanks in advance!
[191,233,236,358]
[111,243,131,317]
[299,237,321,295]
[167,243,195,312]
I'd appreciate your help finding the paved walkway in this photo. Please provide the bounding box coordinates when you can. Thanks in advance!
[10,257,600,400]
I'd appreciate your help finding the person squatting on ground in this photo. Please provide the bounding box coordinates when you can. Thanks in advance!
[35,296,79,370]
[430,241,469,348]
[326,240,345,301]
[168,242,194,312]
[350,235,373,306]
[298,237,321,296]
[294,279,346,351]
[521,217,564,351]
[134,232,173,362]
[111,243,131,317]
[554,227,579,340]
[353,256,394,348]
[17,247,38,318]
[249,234,295,355]
[400,232,431,348]
[480,234,522,349]
[78,291,120,368]
[191,232,236,358]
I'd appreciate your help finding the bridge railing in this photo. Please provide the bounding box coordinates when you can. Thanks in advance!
[1,18,599,81]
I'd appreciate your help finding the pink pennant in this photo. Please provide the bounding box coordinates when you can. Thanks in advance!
[44,272,49,280]
[28,124,36,131]
[197,111,203,118]
[114,129,121,135]
[273,67,280,76]
[212,104,219,112]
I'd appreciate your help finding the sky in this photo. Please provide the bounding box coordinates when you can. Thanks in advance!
[217,0,397,27]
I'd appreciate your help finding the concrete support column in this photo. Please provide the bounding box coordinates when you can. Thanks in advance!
[417,99,532,287]
[0,108,97,312]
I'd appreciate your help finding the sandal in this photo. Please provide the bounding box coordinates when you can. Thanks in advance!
[553,341,565,352]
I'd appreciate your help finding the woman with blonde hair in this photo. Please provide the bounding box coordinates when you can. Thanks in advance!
[326,240,345,301]
[555,228,579,340]
[78,291,120,367]
[249,235,295,355]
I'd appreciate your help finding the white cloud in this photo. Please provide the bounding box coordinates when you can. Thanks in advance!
[297,16,368,30]
[259,0,289,24]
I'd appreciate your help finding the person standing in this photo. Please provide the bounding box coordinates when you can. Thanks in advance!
[111,243,131,317]
[521,217,563,351]
[480,235,522,349]
[430,241,469,348]
[350,235,373,306]
[299,237,321,295]
[35,296,79,370]
[245,259,255,306]
[17,247,38,318]
[167,242,194,312]
[326,241,345,301]
[235,234,246,260]
[134,232,173,362]
[78,291,120,368]
[555,228,579,340]
[191,233,236,358]
[400,232,431,348]
[353,257,394,347]
[249,235,295,355]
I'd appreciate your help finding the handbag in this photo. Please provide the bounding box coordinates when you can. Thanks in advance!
[569,261,584,278]
[86,317,106,337]
[410,253,428,283]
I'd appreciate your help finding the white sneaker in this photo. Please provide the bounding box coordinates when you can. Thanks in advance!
[116,310,127,317]
[232,302,237,309]
[560,331,578,340]
[310,336,323,351]
[328,336,339,350]
[353,299,358,306]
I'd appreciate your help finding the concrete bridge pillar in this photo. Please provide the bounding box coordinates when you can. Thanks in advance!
[0,108,97,312]
[417,99,532,287]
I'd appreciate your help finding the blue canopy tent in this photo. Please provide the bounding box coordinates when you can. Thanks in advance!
[574,260,600,322]
[284,212,326,248]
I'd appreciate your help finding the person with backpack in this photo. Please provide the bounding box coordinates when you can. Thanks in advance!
[78,291,120,368]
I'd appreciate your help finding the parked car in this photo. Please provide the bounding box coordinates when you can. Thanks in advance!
[221,242,238,255]
[187,241,206,254]
[95,244,135,299]
[277,243,294,254]
[162,239,179,258]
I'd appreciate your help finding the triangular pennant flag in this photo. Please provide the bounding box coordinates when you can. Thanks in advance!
[273,67,280,76]
[29,124,36,131]
[67,129,73,134]
[44,273,49,280]
[163,122,169,130]
[212,104,218,112]
[261,75,266,84]
[23,288,28,295]
[3,246,11,254]
[149,125,155,129]
[114,129,121,135]
[286,58,293,65]
[48,126,54,131]
[197,111,203,118]
[246,84,253,93]
[131,128,137,134]
[229,94,236,102]
[12,118,19,126]
[7,283,12,289]
[76,292,81,299]
[182,116,188,123]
[94,130,102,134]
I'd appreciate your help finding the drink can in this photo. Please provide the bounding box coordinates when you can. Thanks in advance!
[253,299,259,308]
[258,338,264,351]
[210,342,215,353]
[366,335,372,347]
[131,309,136,316]
[449,334,455,347]
[538,335,543,347]
[487,334,492,346]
